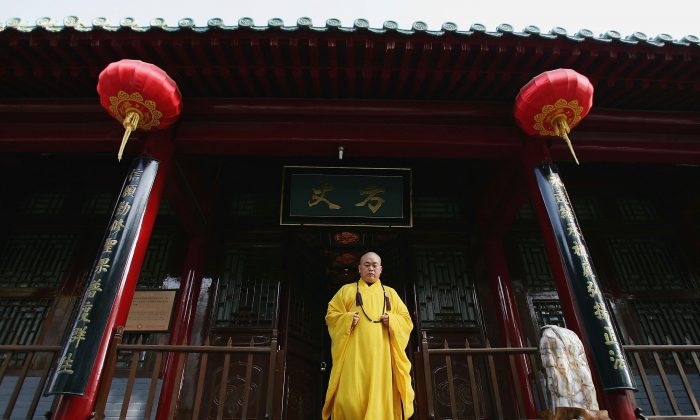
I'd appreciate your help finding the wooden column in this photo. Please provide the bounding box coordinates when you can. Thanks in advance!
[54,132,174,420]
[485,239,538,418]
[155,155,214,419]
[155,235,207,419]
[479,163,537,418]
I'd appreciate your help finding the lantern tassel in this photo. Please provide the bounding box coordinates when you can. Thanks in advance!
[553,116,580,165]
[118,112,140,162]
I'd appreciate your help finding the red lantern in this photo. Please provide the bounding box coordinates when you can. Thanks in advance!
[514,69,594,164]
[97,59,182,161]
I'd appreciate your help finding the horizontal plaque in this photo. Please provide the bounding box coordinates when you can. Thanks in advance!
[124,289,177,332]
[280,166,412,227]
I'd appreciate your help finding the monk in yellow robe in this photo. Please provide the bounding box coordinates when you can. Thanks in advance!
[322,251,415,420]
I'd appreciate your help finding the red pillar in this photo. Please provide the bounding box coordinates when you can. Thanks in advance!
[521,138,636,420]
[54,132,174,420]
[155,235,207,419]
[485,239,538,419]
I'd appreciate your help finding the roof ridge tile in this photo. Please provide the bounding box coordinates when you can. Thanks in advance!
[1,15,698,49]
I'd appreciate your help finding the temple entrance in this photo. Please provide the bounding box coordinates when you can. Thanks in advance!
[280,229,410,419]
[193,159,414,418]
[197,157,489,419]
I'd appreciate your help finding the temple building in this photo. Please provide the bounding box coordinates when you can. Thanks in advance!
[0,15,699,419]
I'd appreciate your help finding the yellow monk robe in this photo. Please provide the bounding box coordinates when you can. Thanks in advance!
[322,279,415,420]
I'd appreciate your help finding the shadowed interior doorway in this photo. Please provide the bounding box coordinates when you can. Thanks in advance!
[281,229,410,419]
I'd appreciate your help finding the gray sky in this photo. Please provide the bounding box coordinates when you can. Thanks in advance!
[3,0,698,39]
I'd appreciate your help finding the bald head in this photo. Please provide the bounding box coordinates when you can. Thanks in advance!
[360,252,381,265]
[358,252,382,284]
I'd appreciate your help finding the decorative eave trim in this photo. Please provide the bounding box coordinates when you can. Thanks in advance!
[2,16,700,48]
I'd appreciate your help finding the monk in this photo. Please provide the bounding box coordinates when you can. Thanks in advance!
[322,251,415,420]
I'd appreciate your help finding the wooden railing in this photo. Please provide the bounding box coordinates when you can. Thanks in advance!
[625,339,700,419]
[94,326,279,420]
[0,343,61,419]
[419,332,700,420]
[5,330,697,419]
[419,331,545,419]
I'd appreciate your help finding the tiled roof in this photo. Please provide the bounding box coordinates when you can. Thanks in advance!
[2,15,700,111]
[2,15,700,48]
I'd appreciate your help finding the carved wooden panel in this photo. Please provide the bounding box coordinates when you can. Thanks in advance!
[615,198,658,222]
[228,191,278,223]
[0,298,51,345]
[607,237,697,291]
[571,196,600,222]
[80,192,115,216]
[515,237,556,292]
[203,355,269,419]
[0,232,77,288]
[19,192,67,215]
[0,298,52,366]
[632,301,700,345]
[136,230,178,289]
[427,355,489,419]
[413,194,464,221]
[529,298,566,329]
[414,247,479,329]
[215,244,281,329]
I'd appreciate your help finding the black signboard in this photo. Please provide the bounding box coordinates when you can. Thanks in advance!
[280,166,412,227]
[47,158,159,395]
[535,164,634,390]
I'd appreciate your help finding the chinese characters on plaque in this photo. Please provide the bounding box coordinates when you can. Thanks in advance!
[307,182,386,214]
[281,167,411,227]
[48,158,159,395]
[535,165,634,390]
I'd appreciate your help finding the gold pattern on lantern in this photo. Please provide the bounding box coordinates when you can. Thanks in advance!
[532,98,584,136]
[533,98,583,165]
[108,91,163,130]
[108,91,164,161]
